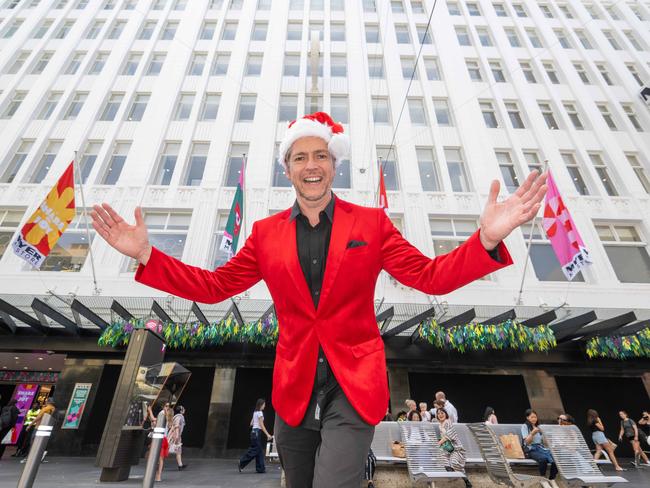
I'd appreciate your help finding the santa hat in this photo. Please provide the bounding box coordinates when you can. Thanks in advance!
[278,111,350,168]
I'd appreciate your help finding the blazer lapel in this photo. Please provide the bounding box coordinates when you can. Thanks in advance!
[282,213,316,316]
[318,198,355,313]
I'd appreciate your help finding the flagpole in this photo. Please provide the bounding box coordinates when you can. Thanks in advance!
[74,151,101,295]
[376,157,382,207]
[515,161,548,305]
[241,152,247,254]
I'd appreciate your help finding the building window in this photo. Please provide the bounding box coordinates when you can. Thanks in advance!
[127,93,149,122]
[424,57,441,80]
[139,20,157,40]
[493,3,507,17]
[238,95,256,122]
[595,64,614,86]
[7,51,30,75]
[219,21,236,40]
[273,143,291,187]
[79,141,101,184]
[584,4,599,19]
[305,53,323,77]
[595,223,650,283]
[311,0,324,10]
[401,57,418,80]
[575,30,593,49]
[563,102,584,130]
[391,0,404,13]
[224,143,248,186]
[330,21,345,42]
[333,159,351,189]
[55,20,75,39]
[589,152,619,196]
[561,152,590,196]
[407,98,427,125]
[0,209,25,257]
[523,151,542,173]
[2,19,24,39]
[455,26,470,46]
[603,30,621,50]
[278,94,298,122]
[305,94,322,114]
[466,2,481,16]
[201,21,217,40]
[331,54,346,77]
[476,27,492,47]
[625,154,650,193]
[161,20,179,40]
[32,19,53,39]
[430,218,480,257]
[173,0,187,10]
[626,64,643,87]
[30,140,62,183]
[621,104,643,132]
[368,56,384,78]
[2,91,27,119]
[505,28,521,47]
[287,21,302,41]
[417,148,441,192]
[210,213,231,269]
[372,97,391,124]
[377,147,399,191]
[147,53,166,76]
[245,53,263,76]
[200,93,220,121]
[433,98,452,126]
[251,21,267,41]
[107,19,127,39]
[480,100,499,128]
[122,52,142,76]
[522,222,584,281]
[230,0,243,9]
[573,63,590,84]
[512,3,526,17]
[365,24,380,43]
[101,142,130,185]
[411,0,425,13]
[208,0,223,8]
[331,95,349,124]
[0,140,33,183]
[88,52,108,75]
[466,59,482,82]
[526,28,542,48]
[558,4,573,18]
[126,212,191,272]
[152,142,180,185]
[596,103,617,130]
[447,2,460,15]
[520,61,537,83]
[543,62,559,84]
[489,60,506,82]
[539,4,553,18]
[181,142,209,186]
[495,151,520,192]
[554,29,571,49]
[174,93,195,121]
[211,53,229,75]
[31,52,53,75]
[395,24,410,44]
[100,93,123,121]
[444,148,470,192]
[37,91,61,120]
[188,52,207,76]
[284,53,300,77]
[538,102,559,130]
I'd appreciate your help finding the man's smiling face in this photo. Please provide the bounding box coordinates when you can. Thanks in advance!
[285,136,335,203]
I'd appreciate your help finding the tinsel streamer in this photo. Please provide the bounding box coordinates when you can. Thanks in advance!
[585,328,650,359]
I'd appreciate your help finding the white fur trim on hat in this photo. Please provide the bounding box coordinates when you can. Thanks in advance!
[278,118,350,168]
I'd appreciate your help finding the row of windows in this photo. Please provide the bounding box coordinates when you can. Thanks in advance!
[3,125,649,200]
[1,205,648,284]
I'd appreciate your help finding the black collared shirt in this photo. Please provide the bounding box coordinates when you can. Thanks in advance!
[289,193,340,430]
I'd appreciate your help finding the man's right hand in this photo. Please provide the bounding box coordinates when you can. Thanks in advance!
[91,204,152,265]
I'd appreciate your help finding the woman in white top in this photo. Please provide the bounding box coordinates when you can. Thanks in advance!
[238,398,273,473]
[167,405,188,471]
[483,406,498,425]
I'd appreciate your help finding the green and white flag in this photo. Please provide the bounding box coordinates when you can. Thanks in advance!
[219,157,245,258]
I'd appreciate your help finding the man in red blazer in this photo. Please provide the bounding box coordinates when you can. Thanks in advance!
[92,112,546,487]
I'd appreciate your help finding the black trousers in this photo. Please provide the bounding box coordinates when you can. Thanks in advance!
[239,428,266,473]
[274,386,375,488]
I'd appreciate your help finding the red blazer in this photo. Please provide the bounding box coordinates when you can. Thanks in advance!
[135,196,512,426]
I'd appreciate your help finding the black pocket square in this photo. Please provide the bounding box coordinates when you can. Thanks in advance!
[346,240,367,249]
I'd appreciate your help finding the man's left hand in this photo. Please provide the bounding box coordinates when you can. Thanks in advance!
[479,171,548,251]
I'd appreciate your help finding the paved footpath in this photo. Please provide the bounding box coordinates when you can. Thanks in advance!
[1,456,649,487]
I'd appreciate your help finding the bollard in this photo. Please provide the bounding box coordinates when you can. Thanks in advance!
[142,410,167,488]
[16,414,54,488]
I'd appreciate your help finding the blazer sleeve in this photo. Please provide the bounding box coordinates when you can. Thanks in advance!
[134,221,262,304]
[379,209,513,295]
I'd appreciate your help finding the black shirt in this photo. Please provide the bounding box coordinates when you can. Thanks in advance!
[289,193,340,430]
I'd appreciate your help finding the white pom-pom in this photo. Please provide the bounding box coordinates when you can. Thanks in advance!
[328,133,350,167]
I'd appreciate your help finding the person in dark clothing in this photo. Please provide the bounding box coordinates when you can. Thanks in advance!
[618,410,650,467]
[239,399,273,474]
[0,399,20,459]
[364,448,377,488]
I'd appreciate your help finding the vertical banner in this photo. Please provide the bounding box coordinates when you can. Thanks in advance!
[542,170,593,280]
[1,384,38,445]
[62,383,93,429]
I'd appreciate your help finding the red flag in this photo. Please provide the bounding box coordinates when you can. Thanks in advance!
[378,160,389,217]
[12,161,76,268]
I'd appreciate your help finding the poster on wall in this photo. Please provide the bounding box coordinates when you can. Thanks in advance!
[62,383,92,429]
[1,384,39,445]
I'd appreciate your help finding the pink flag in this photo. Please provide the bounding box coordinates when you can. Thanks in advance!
[542,170,592,280]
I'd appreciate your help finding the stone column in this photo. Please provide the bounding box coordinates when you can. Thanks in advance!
[641,372,650,399]
[202,367,236,457]
[522,370,565,423]
[388,367,411,418]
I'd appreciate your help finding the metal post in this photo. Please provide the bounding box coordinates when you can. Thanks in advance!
[142,410,167,488]
[16,414,53,488]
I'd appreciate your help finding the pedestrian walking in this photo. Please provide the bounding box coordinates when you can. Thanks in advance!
[618,410,650,467]
[239,398,273,474]
[168,405,188,470]
[0,399,20,459]
[588,409,624,471]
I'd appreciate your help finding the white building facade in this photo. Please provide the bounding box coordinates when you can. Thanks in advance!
[0,0,649,316]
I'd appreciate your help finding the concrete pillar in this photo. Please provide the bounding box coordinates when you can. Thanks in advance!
[388,367,410,418]
[642,372,650,399]
[522,370,565,423]
[203,367,236,457]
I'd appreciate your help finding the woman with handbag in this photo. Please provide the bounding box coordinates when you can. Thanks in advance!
[587,409,623,471]
[521,409,558,480]
[168,405,188,471]
[436,408,472,488]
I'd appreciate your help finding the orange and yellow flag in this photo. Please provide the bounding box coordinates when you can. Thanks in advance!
[12,161,75,268]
